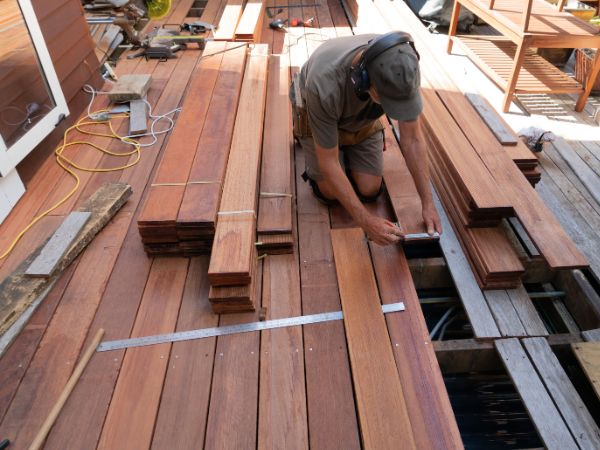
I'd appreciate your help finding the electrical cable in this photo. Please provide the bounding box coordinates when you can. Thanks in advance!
[0,84,178,260]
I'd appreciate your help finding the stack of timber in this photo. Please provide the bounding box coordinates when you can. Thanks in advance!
[137,42,247,255]
[213,0,245,41]
[351,0,589,288]
[464,93,541,186]
[256,55,294,254]
[208,44,269,313]
[234,0,265,41]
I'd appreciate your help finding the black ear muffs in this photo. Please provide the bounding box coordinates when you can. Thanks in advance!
[349,31,419,101]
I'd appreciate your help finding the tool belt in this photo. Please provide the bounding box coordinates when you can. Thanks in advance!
[292,104,384,146]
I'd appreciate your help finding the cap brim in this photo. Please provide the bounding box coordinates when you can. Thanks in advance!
[380,90,423,121]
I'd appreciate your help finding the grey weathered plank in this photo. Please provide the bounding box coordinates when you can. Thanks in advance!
[465,93,518,145]
[24,212,91,278]
[484,290,527,337]
[583,328,600,342]
[508,217,540,257]
[523,337,600,450]
[507,284,548,336]
[129,99,148,135]
[552,138,600,207]
[495,338,578,450]
[432,189,500,338]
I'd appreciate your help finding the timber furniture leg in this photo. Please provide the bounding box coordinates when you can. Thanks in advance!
[447,0,461,54]
[576,49,600,112]
[502,40,528,113]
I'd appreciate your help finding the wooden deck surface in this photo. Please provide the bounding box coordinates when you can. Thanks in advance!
[0,0,599,448]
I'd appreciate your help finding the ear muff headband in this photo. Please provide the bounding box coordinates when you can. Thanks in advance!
[350,31,419,100]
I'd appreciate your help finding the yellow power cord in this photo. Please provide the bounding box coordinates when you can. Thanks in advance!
[0,110,141,260]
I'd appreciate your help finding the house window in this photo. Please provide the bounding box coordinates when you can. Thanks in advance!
[0,0,69,177]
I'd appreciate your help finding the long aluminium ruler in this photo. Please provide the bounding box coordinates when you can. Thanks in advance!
[97,302,406,352]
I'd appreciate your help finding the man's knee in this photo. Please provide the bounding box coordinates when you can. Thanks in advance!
[350,172,383,199]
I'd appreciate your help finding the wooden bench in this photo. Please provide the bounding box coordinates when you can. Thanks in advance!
[448,0,600,112]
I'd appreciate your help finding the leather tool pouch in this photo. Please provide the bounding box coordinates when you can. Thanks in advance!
[338,119,384,146]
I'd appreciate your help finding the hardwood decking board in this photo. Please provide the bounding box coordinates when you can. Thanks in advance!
[151,257,217,450]
[42,219,153,450]
[484,290,528,337]
[495,338,578,450]
[97,258,189,450]
[295,147,361,450]
[0,210,132,448]
[208,44,269,286]
[523,337,600,449]
[465,92,518,145]
[382,124,426,235]
[507,284,548,336]
[258,254,309,449]
[177,43,247,231]
[331,227,416,450]
[234,0,265,41]
[204,263,263,449]
[213,0,244,40]
[369,242,464,449]
[257,55,293,236]
[432,190,501,338]
[0,262,76,424]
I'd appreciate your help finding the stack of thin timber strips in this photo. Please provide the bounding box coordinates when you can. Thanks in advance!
[138,43,292,312]
[359,0,588,289]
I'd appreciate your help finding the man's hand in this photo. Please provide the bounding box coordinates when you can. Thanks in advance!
[362,216,404,246]
[422,202,442,235]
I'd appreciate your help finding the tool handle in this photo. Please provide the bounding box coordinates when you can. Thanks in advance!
[28,329,105,450]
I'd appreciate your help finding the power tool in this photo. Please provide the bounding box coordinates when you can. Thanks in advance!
[128,27,207,60]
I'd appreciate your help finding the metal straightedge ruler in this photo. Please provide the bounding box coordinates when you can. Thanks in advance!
[97,302,405,352]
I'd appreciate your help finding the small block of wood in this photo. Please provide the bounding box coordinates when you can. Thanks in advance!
[108,74,152,103]
[129,99,148,135]
[25,211,92,278]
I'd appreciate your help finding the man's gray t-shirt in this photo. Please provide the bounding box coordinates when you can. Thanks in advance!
[298,34,384,149]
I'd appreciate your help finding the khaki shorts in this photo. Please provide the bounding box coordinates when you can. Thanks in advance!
[297,131,384,182]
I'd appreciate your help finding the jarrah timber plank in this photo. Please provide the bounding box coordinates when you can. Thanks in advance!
[177,43,247,229]
[495,338,578,450]
[382,125,426,235]
[42,217,153,450]
[208,44,269,286]
[369,243,464,449]
[331,228,416,450]
[258,254,309,449]
[257,54,293,236]
[213,0,244,40]
[97,258,189,450]
[151,257,217,450]
[234,0,265,41]
[0,209,132,448]
[295,147,360,449]
[138,41,228,230]
[572,342,600,400]
[204,263,263,449]
[432,190,500,339]
[523,337,600,449]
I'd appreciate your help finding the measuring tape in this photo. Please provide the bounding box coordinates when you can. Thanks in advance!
[97,302,405,352]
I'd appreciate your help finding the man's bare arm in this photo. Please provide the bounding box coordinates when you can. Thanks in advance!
[397,117,442,234]
[315,143,403,245]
